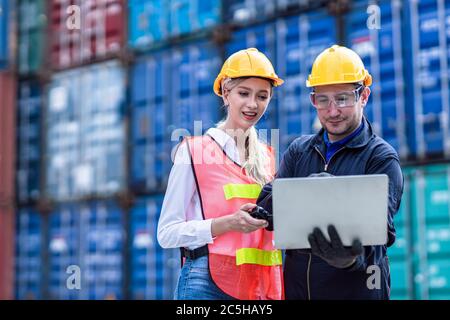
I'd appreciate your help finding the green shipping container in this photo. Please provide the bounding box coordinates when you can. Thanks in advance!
[410,164,450,300]
[18,0,47,74]
[388,167,414,300]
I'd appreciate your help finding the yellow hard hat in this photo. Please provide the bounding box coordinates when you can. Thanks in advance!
[213,48,284,96]
[306,45,372,87]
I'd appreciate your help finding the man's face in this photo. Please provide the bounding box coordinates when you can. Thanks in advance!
[313,83,371,142]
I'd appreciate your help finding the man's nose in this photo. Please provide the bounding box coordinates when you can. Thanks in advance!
[327,101,341,116]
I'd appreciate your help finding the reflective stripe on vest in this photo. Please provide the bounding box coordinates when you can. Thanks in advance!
[223,183,262,200]
[236,248,282,266]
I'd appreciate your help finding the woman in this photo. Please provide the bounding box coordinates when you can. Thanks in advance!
[157,48,284,300]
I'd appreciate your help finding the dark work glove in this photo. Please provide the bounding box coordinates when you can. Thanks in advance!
[308,172,334,178]
[308,225,363,269]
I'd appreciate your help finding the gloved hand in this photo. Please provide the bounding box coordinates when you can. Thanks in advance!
[308,172,334,178]
[308,225,363,269]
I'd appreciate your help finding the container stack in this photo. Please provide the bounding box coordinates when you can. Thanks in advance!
[4,0,450,300]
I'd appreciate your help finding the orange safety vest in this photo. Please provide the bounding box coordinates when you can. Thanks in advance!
[186,134,284,300]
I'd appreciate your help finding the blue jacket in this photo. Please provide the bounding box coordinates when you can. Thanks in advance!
[257,117,404,300]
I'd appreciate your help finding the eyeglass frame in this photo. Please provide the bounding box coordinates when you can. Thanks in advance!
[309,85,365,109]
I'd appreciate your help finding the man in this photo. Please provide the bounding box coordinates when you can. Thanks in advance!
[257,45,404,300]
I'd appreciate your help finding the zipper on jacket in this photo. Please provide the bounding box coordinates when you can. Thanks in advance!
[314,146,346,172]
[307,253,312,300]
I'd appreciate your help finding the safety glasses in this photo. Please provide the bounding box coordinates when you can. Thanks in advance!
[310,85,364,109]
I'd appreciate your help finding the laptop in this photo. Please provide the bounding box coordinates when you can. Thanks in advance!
[272,174,389,249]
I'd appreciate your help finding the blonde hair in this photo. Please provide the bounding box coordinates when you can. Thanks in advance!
[218,77,274,186]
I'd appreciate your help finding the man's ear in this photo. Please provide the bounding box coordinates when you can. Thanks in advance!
[361,87,371,107]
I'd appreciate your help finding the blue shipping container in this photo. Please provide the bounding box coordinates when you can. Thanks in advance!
[128,0,221,50]
[46,61,126,201]
[128,0,169,49]
[48,201,124,300]
[276,11,336,153]
[170,41,221,134]
[130,195,180,299]
[130,50,172,192]
[17,80,42,204]
[15,208,42,300]
[169,0,221,38]
[405,0,450,158]
[346,0,409,159]
[224,0,276,25]
[0,0,10,69]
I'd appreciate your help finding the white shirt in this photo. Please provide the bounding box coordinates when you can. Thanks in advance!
[157,128,242,250]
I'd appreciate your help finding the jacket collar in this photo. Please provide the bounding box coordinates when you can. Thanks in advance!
[311,116,375,150]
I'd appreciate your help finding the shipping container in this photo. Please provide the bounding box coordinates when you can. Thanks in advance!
[49,0,125,70]
[168,0,221,38]
[0,0,11,69]
[128,0,169,49]
[224,0,277,26]
[170,40,221,135]
[48,200,124,299]
[388,168,414,299]
[46,60,126,201]
[276,11,336,153]
[130,195,179,299]
[0,72,16,207]
[17,80,42,204]
[345,0,409,159]
[410,164,450,299]
[18,0,47,74]
[0,206,15,300]
[130,51,171,192]
[15,208,43,300]
[404,0,450,158]
[128,0,221,50]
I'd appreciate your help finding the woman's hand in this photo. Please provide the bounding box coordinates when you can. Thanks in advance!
[211,203,269,237]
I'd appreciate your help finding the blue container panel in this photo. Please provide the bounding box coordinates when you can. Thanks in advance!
[406,0,450,157]
[276,12,336,151]
[131,52,171,105]
[46,61,126,201]
[80,201,124,300]
[131,138,171,192]
[0,0,9,69]
[15,208,42,299]
[132,100,169,143]
[224,0,276,25]
[130,196,180,299]
[346,0,408,158]
[128,0,169,49]
[171,42,221,133]
[169,0,221,37]
[49,201,124,299]
[17,81,42,203]
[48,205,81,299]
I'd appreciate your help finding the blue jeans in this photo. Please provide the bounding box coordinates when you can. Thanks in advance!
[174,256,235,300]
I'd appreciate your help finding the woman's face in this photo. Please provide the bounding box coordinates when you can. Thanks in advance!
[222,77,272,131]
